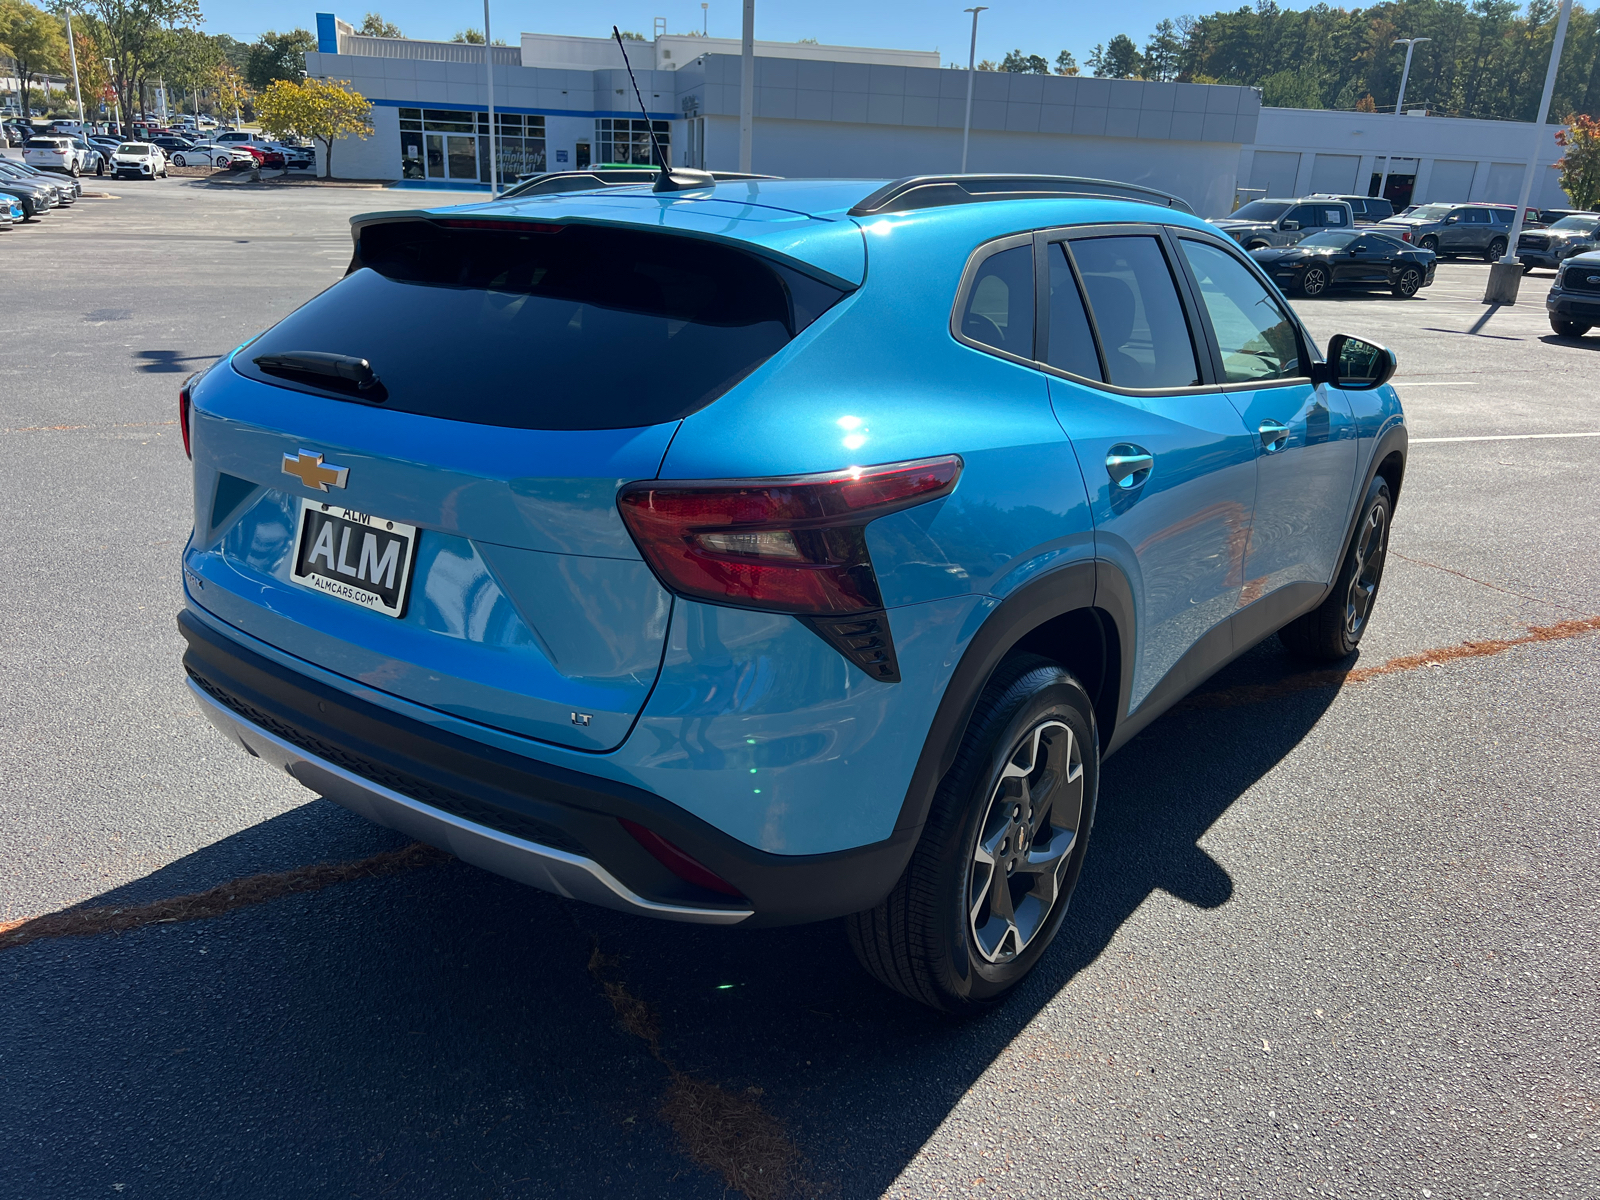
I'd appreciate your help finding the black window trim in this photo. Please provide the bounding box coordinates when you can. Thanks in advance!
[951,222,1325,399]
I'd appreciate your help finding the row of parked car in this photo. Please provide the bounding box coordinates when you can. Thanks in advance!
[0,152,83,229]
[5,124,313,178]
[1209,191,1600,336]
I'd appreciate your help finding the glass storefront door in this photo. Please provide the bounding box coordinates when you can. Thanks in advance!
[399,109,547,185]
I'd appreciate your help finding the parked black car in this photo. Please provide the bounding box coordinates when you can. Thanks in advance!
[0,163,61,219]
[149,135,196,155]
[1547,249,1600,337]
[1311,193,1396,224]
[1251,229,1437,298]
[1516,213,1600,272]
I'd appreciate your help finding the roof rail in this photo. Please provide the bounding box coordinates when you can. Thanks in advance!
[847,174,1194,218]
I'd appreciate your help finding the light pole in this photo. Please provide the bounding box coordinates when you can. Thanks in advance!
[1376,37,1429,205]
[483,0,498,194]
[738,0,754,172]
[1486,0,1575,302]
[64,8,85,124]
[960,6,987,173]
[106,57,122,132]
[701,2,708,35]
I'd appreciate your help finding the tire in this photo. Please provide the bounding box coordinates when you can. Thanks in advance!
[1550,319,1591,337]
[1484,237,1507,262]
[1522,263,1534,274]
[1391,267,1422,298]
[1279,476,1393,662]
[95,160,104,176]
[171,154,186,167]
[1419,235,1438,253]
[1245,240,1270,251]
[1300,265,1330,297]
[847,654,1099,1013]
[70,163,80,177]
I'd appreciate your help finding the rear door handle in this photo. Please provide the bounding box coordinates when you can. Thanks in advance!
[1258,420,1290,453]
[1106,445,1154,490]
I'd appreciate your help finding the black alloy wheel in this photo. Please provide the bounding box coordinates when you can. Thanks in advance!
[1301,265,1330,296]
[1280,476,1393,661]
[848,654,1098,1013]
[1420,235,1439,252]
[1484,237,1507,262]
[1551,319,1592,338]
[1392,266,1422,298]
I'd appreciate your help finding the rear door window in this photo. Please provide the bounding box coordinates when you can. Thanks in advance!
[958,244,1034,357]
[1044,244,1103,381]
[235,220,849,431]
[1320,206,1348,227]
[1068,236,1201,390]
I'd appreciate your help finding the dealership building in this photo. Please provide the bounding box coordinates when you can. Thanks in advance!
[304,15,1573,215]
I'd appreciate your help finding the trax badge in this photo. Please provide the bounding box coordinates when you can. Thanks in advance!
[282,449,349,492]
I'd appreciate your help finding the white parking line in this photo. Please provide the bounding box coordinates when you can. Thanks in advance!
[1412,431,1600,444]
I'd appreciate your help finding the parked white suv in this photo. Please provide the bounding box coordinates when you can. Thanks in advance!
[23,137,90,176]
[110,142,169,180]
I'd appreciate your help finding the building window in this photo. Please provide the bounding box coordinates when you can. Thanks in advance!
[596,117,670,167]
[397,109,545,183]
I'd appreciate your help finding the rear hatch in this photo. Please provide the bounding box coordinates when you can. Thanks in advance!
[184,196,859,751]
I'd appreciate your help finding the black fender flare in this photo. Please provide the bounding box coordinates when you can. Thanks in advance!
[891,559,1134,838]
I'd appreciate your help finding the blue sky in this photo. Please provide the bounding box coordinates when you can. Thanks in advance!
[199,0,1211,69]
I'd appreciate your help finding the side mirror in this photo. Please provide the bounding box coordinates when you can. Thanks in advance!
[1444,215,1459,224]
[1313,334,1397,390]
[1281,220,1300,231]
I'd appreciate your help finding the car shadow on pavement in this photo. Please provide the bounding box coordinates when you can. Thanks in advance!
[133,348,218,373]
[1,645,1341,1200]
[1539,333,1600,350]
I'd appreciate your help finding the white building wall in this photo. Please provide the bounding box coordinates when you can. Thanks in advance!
[1247,107,1571,207]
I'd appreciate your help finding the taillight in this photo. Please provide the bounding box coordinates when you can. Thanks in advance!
[1401,230,1412,242]
[617,455,961,616]
[619,819,744,899]
[178,375,194,458]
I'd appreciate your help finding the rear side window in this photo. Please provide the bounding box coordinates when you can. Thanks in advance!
[1320,206,1348,227]
[959,245,1033,357]
[235,221,848,431]
[1068,236,1200,389]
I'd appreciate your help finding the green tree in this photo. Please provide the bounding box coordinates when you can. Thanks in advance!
[999,48,1050,73]
[356,11,400,38]
[1,0,67,117]
[451,26,483,43]
[76,0,202,129]
[154,24,220,113]
[254,75,371,177]
[245,27,315,90]
[1054,49,1078,76]
[1090,33,1142,79]
[1260,68,1323,108]
[1556,112,1600,208]
[1143,19,1182,82]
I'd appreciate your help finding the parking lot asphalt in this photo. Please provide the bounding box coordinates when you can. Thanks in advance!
[2,181,1597,1200]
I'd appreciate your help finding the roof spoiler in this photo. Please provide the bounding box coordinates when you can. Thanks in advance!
[848,174,1194,217]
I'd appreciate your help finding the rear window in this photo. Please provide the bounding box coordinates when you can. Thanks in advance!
[26,138,64,148]
[234,220,849,431]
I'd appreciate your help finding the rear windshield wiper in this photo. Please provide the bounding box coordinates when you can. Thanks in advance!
[252,351,386,400]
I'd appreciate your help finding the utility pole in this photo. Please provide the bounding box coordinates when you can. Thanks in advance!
[1376,38,1429,206]
[483,0,498,194]
[65,9,85,124]
[1486,0,1574,303]
[702,2,708,35]
[105,57,121,132]
[961,7,987,173]
[738,0,754,172]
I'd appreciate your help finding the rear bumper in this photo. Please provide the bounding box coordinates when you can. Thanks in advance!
[178,608,916,927]
[1519,249,1562,269]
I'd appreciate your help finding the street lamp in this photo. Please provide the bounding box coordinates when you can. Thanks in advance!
[960,6,987,174]
[483,0,498,195]
[1376,37,1430,205]
[64,8,85,124]
[1486,0,1575,303]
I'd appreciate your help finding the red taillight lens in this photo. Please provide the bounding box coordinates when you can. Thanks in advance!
[619,819,744,898]
[1401,230,1412,242]
[617,455,961,615]
[178,377,193,459]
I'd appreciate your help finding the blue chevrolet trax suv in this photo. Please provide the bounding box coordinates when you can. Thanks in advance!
[179,174,1407,1012]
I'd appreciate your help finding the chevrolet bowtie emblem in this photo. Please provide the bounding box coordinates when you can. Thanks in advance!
[282,449,349,492]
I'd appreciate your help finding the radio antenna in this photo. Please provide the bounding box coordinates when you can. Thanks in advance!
[612,26,715,193]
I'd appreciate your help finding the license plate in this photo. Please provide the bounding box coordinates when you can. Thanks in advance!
[289,500,418,618]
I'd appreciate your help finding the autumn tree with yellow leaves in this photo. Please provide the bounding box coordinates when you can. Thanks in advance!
[254,77,372,178]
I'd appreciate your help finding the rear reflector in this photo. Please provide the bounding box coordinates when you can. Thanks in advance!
[178,376,194,458]
[617,456,961,616]
[619,819,744,898]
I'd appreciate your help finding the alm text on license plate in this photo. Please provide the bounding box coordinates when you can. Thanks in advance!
[290,499,418,618]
